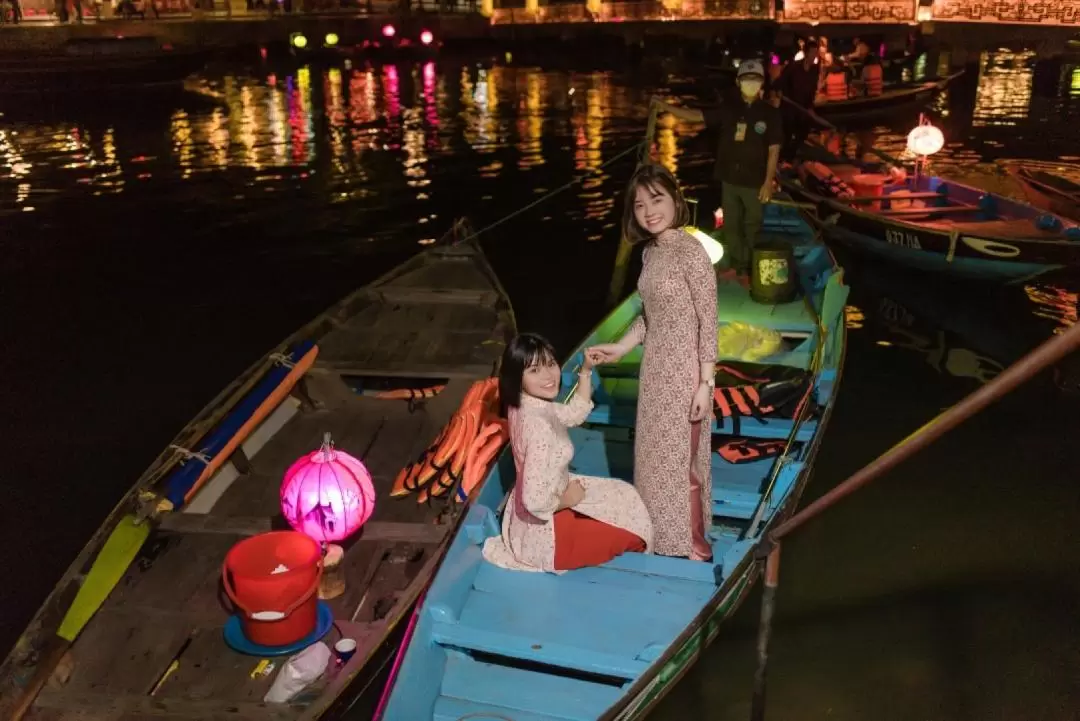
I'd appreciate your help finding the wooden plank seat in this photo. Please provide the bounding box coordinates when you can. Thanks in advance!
[846,191,950,203]
[430,561,707,680]
[876,203,979,215]
[434,654,623,721]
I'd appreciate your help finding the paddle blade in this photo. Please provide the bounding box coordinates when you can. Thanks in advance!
[57,514,150,642]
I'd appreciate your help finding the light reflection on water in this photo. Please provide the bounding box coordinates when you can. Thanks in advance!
[1,52,1079,330]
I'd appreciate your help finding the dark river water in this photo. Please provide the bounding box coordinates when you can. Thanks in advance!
[3,48,1080,719]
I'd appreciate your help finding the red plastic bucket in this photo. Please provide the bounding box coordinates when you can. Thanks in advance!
[222,531,323,648]
[851,173,887,210]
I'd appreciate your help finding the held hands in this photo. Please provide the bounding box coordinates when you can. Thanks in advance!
[586,343,626,366]
[689,382,713,423]
[580,348,601,373]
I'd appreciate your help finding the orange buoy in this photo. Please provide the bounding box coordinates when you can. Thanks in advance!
[221,531,323,647]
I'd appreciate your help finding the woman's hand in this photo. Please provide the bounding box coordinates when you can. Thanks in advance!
[581,348,598,373]
[689,382,713,423]
[559,479,586,509]
[587,343,626,365]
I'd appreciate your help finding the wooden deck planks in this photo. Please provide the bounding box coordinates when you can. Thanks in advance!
[15,240,514,721]
[32,689,300,720]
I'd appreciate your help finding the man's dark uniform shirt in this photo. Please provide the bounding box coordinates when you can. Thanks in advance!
[704,94,784,189]
[779,60,821,109]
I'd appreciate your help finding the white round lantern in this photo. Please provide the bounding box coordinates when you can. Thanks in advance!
[907,124,945,157]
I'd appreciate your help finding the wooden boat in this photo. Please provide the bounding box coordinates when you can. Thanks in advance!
[1004,162,1080,222]
[375,203,849,721]
[0,221,515,721]
[0,37,209,96]
[813,70,964,122]
[781,153,1080,283]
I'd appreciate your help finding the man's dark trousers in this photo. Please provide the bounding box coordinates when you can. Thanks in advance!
[722,183,762,274]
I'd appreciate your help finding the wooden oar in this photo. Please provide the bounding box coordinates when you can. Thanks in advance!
[748,316,1080,721]
[9,515,151,721]
[781,95,836,132]
[781,95,908,168]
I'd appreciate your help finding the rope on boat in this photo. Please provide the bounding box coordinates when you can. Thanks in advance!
[167,444,211,465]
[470,139,646,241]
[269,352,296,369]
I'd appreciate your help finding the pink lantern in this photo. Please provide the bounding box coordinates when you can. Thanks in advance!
[381,24,396,38]
[280,433,375,544]
[420,30,434,46]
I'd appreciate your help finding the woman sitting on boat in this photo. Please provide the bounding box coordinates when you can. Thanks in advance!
[481,333,653,573]
[589,164,718,562]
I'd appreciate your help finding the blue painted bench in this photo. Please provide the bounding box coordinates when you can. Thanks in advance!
[435,655,623,721]
[430,562,707,680]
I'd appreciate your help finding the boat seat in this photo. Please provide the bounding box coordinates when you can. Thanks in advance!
[584,391,819,441]
[435,650,624,721]
[430,561,709,680]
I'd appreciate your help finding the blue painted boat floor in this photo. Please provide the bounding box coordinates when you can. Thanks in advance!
[420,435,786,720]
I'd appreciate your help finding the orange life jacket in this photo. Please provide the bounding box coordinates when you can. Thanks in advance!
[863,63,883,97]
[714,438,788,464]
[825,69,848,102]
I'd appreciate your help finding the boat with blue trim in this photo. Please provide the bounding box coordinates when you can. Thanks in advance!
[374,203,849,721]
[0,221,515,721]
[781,153,1080,283]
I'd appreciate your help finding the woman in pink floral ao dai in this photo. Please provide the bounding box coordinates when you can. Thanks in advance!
[589,164,718,561]
[482,333,653,573]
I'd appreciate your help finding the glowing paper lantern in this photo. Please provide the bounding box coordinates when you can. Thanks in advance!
[907,124,944,156]
[687,226,725,265]
[280,433,375,543]
[324,33,339,47]
[381,24,396,38]
[420,30,434,46]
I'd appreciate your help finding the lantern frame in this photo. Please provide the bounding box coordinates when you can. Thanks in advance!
[279,433,376,545]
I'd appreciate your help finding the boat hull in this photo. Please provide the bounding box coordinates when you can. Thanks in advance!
[0,49,209,96]
[782,168,1080,283]
[1005,164,1080,223]
[813,72,963,123]
[823,221,1057,282]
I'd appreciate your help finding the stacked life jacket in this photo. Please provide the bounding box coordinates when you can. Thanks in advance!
[825,68,849,102]
[711,363,820,437]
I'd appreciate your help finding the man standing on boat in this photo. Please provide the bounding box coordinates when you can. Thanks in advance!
[775,39,821,163]
[650,59,783,279]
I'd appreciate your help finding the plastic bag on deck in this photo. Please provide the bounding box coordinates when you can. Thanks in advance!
[717,322,782,363]
[264,642,331,704]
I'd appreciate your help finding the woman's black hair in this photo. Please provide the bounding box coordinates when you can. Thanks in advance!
[498,332,558,415]
[622,163,691,245]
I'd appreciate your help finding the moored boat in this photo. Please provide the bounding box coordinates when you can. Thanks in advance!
[813,70,964,122]
[781,153,1080,283]
[0,221,515,721]
[374,203,849,721]
[1004,162,1080,222]
[0,37,210,97]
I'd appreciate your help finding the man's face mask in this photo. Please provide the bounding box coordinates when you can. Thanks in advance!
[740,79,763,97]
